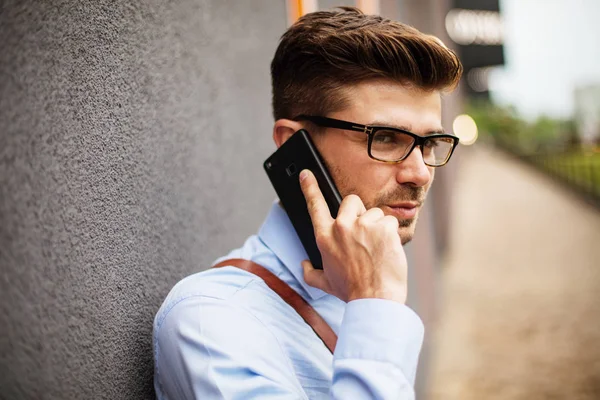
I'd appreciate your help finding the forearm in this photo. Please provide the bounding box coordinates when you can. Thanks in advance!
[330,299,424,399]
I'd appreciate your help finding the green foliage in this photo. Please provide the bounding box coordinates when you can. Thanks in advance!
[466,100,577,154]
[467,100,599,201]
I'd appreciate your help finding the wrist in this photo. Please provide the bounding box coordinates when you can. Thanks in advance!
[347,287,407,304]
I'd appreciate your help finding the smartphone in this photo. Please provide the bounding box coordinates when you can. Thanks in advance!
[264,129,342,270]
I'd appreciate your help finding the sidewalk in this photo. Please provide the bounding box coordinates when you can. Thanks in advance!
[427,146,600,399]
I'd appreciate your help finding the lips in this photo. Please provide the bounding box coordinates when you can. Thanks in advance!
[388,201,421,209]
[386,202,421,220]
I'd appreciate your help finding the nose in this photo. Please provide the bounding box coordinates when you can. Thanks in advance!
[395,146,433,188]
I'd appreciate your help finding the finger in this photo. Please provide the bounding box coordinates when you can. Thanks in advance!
[302,260,332,293]
[299,169,332,232]
[337,194,367,220]
[381,215,400,232]
[358,207,385,225]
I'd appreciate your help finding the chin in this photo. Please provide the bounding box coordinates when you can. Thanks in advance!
[398,225,416,245]
[399,233,413,245]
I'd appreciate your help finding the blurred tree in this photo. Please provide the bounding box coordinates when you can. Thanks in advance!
[467,100,577,155]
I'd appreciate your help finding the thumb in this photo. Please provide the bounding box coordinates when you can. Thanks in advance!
[302,260,331,293]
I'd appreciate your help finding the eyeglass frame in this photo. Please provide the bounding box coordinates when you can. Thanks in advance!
[293,114,460,167]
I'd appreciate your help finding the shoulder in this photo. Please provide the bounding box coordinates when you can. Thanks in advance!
[152,266,314,398]
[153,266,289,363]
[155,266,261,329]
[154,267,284,347]
[154,265,311,342]
[152,264,323,364]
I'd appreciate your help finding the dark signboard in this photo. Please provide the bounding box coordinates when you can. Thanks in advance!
[453,0,500,12]
[460,44,504,70]
[448,0,505,96]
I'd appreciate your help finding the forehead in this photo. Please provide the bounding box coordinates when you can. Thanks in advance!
[334,79,443,133]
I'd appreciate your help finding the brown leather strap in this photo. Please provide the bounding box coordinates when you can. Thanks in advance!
[212,258,337,353]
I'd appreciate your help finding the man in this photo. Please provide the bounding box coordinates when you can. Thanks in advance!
[154,7,462,399]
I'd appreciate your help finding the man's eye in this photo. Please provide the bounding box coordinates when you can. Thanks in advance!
[372,131,398,144]
[424,139,439,148]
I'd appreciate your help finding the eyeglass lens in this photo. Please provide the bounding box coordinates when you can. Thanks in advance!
[370,130,454,165]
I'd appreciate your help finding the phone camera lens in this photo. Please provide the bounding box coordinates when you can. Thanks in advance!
[286,163,297,176]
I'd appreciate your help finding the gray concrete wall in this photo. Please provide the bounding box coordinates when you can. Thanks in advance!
[0,1,285,398]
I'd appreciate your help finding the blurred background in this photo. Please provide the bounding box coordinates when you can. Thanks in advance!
[1,0,598,399]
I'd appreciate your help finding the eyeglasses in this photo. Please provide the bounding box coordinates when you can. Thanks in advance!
[294,115,459,167]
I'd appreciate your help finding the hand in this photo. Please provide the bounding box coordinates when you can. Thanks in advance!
[299,169,408,304]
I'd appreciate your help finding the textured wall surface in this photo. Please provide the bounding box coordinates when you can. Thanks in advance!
[0,1,285,398]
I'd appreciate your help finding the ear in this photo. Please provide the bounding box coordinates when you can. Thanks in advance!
[273,119,305,148]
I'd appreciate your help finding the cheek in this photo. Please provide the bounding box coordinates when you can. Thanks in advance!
[426,167,435,188]
[335,161,395,205]
[321,142,374,194]
[355,164,389,191]
[317,136,400,202]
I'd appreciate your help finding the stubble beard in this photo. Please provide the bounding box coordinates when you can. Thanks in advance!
[328,164,427,244]
[370,187,425,244]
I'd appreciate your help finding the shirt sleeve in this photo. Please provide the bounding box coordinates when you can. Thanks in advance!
[154,295,308,400]
[154,296,423,400]
[331,299,424,399]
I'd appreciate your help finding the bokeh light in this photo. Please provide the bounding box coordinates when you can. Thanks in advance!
[453,114,478,145]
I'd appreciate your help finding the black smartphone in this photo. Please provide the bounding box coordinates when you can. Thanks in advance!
[264,129,342,270]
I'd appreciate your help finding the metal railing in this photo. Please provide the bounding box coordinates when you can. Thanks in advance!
[494,139,600,209]
[530,152,600,208]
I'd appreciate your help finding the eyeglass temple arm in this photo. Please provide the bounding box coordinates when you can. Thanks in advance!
[294,115,368,134]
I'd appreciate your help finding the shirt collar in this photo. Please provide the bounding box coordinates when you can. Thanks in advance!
[258,200,328,300]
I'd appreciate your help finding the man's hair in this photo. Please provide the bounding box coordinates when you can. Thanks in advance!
[270,7,463,121]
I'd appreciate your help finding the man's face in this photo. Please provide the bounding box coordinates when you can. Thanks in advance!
[310,79,442,244]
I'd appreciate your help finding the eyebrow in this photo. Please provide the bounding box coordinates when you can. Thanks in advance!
[369,121,446,135]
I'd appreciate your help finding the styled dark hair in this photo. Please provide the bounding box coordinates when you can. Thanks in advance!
[270,7,463,120]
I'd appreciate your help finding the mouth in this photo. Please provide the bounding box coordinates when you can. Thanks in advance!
[385,201,421,220]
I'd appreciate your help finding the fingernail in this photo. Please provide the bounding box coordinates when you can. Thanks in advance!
[299,170,309,182]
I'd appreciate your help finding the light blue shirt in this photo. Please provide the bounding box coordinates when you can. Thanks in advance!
[153,202,424,399]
